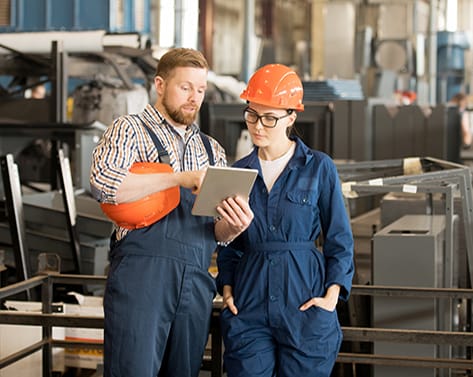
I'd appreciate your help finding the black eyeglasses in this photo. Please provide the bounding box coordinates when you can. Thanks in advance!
[243,107,292,128]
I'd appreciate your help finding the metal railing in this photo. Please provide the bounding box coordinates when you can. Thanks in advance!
[1,274,472,376]
[0,274,104,376]
[340,285,473,371]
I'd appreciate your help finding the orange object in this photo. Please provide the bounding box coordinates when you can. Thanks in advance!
[240,64,304,111]
[100,162,180,229]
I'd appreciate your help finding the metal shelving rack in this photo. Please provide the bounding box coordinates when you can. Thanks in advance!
[336,156,473,374]
[337,156,473,288]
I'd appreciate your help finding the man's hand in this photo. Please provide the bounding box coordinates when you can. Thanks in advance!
[116,169,206,203]
[175,170,206,194]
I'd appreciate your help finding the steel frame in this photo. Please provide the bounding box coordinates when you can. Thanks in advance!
[336,156,473,287]
[1,275,472,375]
[0,273,224,377]
[337,156,473,372]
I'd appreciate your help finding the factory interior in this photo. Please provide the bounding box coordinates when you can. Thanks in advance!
[0,0,473,376]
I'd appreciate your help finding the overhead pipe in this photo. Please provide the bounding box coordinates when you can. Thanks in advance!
[174,0,183,47]
[199,0,214,68]
[428,0,438,105]
[241,0,256,83]
[174,0,198,48]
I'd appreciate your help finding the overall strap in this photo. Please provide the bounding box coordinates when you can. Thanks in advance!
[199,131,215,166]
[135,116,171,165]
[136,115,215,166]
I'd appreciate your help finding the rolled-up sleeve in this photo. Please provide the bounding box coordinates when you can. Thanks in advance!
[89,118,136,203]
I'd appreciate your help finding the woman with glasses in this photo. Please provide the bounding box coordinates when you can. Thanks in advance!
[215,64,354,377]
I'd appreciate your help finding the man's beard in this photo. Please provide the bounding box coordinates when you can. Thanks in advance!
[162,97,197,126]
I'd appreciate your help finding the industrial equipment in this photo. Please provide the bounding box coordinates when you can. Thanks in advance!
[437,31,470,104]
[0,1,151,35]
[0,34,157,192]
[373,214,452,377]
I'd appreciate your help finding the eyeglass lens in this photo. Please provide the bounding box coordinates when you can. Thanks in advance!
[244,108,282,128]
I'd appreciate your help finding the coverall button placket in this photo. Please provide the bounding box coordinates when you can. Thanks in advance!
[266,189,281,240]
[267,254,282,328]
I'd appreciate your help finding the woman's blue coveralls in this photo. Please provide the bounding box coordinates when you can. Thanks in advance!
[104,124,217,377]
[217,137,354,377]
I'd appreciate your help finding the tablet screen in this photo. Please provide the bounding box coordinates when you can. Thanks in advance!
[191,166,258,217]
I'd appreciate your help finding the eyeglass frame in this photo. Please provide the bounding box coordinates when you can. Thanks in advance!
[243,107,293,128]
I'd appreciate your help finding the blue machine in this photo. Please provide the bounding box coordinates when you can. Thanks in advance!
[1,0,151,34]
[437,31,470,103]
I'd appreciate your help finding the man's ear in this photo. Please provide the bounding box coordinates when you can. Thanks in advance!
[154,76,165,95]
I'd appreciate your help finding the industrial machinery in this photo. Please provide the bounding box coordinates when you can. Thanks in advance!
[373,214,452,377]
[0,32,160,287]
[0,32,158,191]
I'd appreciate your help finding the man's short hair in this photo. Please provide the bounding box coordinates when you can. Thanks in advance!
[155,48,209,79]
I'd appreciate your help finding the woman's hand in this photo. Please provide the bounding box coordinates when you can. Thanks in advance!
[222,285,238,315]
[299,284,340,312]
[217,196,254,233]
[214,196,254,244]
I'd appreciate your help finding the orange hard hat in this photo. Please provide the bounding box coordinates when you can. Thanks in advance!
[100,162,180,229]
[240,64,304,111]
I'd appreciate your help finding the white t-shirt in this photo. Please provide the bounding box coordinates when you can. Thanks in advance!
[259,142,296,192]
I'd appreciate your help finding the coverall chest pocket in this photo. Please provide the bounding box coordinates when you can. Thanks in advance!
[284,189,318,216]
[164,189,212,247]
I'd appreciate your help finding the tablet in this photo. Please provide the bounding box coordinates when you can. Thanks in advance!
[191,166,258,217]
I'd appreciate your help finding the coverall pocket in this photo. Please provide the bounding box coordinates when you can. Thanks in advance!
[220,306,236,321]
[286,189,316,206]
[302,305,336,330]
[299,305,341,354]
[220,307,241,341]
[165,197,214,247]
[284,189,318,230]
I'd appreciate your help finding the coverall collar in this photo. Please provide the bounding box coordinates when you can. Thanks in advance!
[240,136,314,172]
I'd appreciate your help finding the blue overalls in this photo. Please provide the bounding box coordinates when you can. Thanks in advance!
[104,124,217,377]
[217,137,354,377]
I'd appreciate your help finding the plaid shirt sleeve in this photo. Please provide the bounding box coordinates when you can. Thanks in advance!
[89,117,137,204]
[207,135,227,167]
